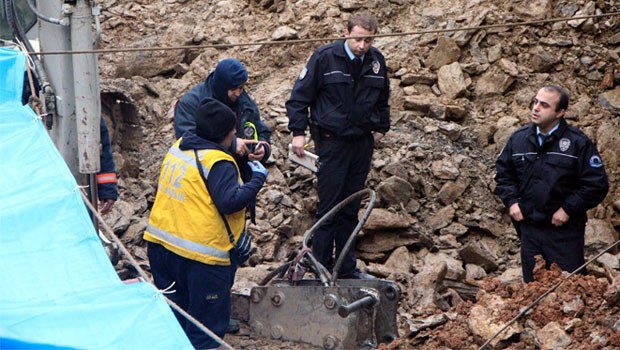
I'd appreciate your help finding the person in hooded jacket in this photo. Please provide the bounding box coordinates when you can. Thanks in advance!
[144,98,268,349]
[174,58,271,182]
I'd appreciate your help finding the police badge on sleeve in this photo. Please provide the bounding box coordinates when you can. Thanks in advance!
[372,60,380,74]
[559,138,571,152]
[299,67,308,80]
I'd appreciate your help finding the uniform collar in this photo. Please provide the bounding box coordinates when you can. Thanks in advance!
[343,41,364,61]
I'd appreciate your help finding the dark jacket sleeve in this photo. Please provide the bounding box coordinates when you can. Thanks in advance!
[375,55,391,134]
[207,160,267,215]
[285,52,321,136]
[173,90,199,139]
[495,138,519,209]
[97,117,118,200]
[562,139,609,216]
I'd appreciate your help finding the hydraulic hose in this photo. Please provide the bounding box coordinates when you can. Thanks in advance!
[25,0,69,26]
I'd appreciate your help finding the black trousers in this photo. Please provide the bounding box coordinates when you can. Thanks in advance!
[312,133,374,276]
[519,219,586,283]
[147,242,237,349]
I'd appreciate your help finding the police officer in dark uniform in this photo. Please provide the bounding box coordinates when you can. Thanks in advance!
[495,85,608,282]
[286,12,390,279]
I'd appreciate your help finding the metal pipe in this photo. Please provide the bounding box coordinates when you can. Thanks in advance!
[337,295,377,318]
[70,0,100,174]
[25,0,69,26]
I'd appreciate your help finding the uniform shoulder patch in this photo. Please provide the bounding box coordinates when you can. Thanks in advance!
[559,138,571,152]
[372,60,380,74]
[589,155,603,168]
[299,67,308,80]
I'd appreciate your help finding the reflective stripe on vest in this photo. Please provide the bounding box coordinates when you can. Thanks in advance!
[146,223,229,259]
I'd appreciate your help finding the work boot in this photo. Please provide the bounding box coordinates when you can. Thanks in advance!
[226,318,240,334]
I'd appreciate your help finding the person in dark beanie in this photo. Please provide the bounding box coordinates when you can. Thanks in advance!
[145,98,268,349]
[174,58,272,176]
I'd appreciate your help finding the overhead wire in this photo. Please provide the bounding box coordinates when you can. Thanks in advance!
[26,11,620,56]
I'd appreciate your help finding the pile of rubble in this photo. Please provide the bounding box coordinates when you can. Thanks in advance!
[381,257,620,349]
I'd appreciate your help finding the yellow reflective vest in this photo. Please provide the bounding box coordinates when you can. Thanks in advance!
[144,139,245,266]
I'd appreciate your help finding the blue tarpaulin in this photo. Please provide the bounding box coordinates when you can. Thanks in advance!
[0,48,193,350]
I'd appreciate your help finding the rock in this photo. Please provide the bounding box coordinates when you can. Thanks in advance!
[599,86,620,115]
[337,0,363,10]
[426,205,456,231]
[609,32,620,45]
[465,264,487,280]
[439,223,469,237]
[425,252,465,280]
[498,58,519,77]
[496,267,523,284]
[430,159,460,180]
[357,231,421,254]
[437,180,467,205]
[513,0,551,20]
[596,252,619,270]
[426,37,461,71]
[437,62,467,99]
[400,72,436,86]
[474,67,515,97]
[585,219,619,255]
[377,176,415,205]
[530,48,560,73]
[438,121,462,141]
[363,208,414,231]
[120,217,147,245]
[384,246,413,273]
[408,259,447,315]
[458,243,499,272]
[271,26,298,40]
[567,2,595,28]
[467,292,523,347]
[535,322,571,350]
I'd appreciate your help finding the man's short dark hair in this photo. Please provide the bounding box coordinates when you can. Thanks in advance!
[347,12,378,33]
[542,85,570,111]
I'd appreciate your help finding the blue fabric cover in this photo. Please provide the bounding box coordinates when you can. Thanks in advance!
[0,48,192,350]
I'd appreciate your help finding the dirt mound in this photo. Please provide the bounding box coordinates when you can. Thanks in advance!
[382,258,620,349]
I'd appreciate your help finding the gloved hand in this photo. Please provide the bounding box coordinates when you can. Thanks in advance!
[247,161,268,176]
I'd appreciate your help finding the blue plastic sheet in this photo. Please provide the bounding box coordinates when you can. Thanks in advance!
[0,48,193,350]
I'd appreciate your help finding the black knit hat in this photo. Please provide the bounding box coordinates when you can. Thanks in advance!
[195,98,237,143]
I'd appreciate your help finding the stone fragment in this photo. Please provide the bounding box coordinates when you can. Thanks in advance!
[426,205,456,231]
[271,26,298,40]
[437,181,467,205]
[357,231,420,254]
[535,322,571,350]
[377,176,415,205]
[474,67,515,97]
[458,243,499,272]
[426,37,461,71]
[363,208,414,231]
[437,62,467,99]
[468,293,522,348]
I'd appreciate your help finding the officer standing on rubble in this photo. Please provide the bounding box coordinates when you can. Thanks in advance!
[286,12,390,279]
[145,98,268,349]
[495,85,608,282]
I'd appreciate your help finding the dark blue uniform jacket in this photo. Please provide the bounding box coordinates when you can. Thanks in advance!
[286,40,390,138]
[495,119,608,225]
